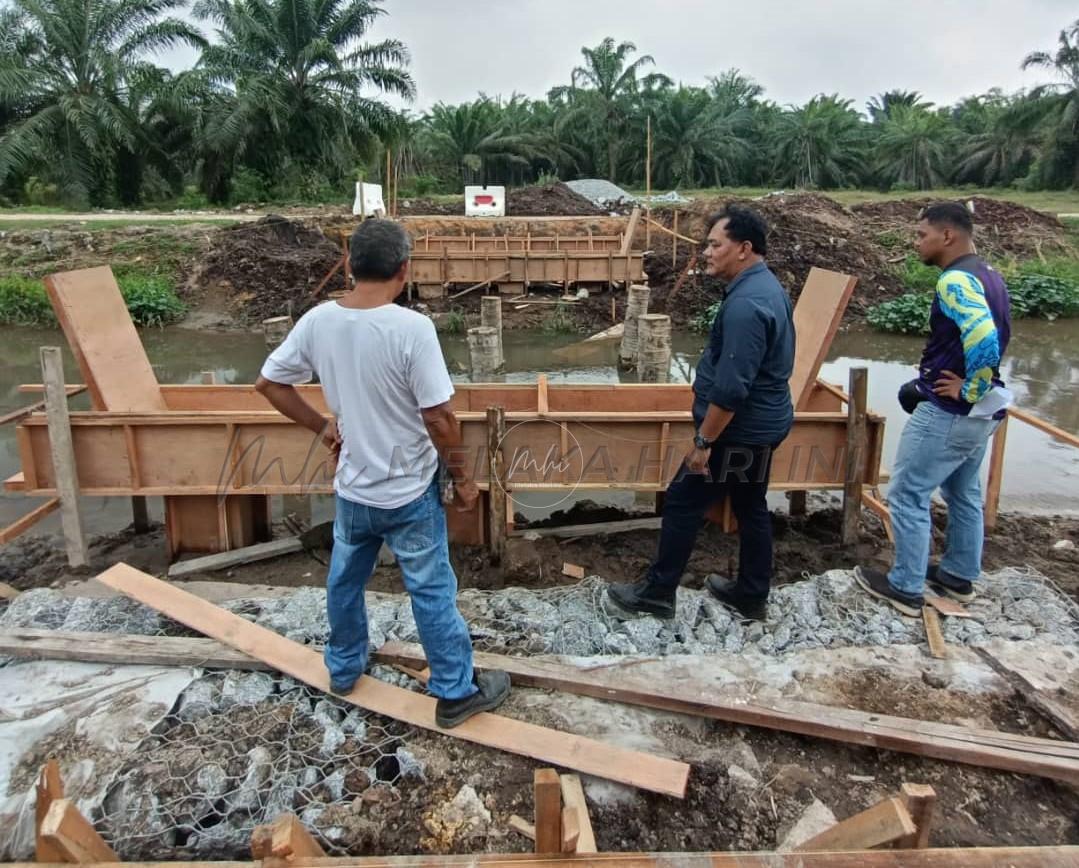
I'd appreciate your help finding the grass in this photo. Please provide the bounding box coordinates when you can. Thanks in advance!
[627,187,1079,214]
[0,267,186,327]
[0,216,247,230]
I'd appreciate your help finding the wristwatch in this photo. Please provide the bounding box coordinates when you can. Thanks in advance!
[693,433,713,450]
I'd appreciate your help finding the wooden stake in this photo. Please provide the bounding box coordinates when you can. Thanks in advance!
[984,414,1008,531]
[672,210,678,266]
[253,812,326,860]
[897,783,937,849]
[559,774,597,853]
[0,497,59,544]
[841,367,868,545]
[794,796,916,852]
[560,806,580,853]
[40,798,120,862]
[620,207,641,255]
[36,760,66,863]
[508,815,536,841]
[645,116,652,250]
[487,406,508,564]
[40,347,88,567]
[130,496,150,534]
[923,607,949,659]
[534,768,562,854]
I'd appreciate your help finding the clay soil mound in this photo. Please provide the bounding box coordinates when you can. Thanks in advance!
[198,215,345,323]
[852,196,1070,260]
[398,183,607,218]
[646,193,908,325]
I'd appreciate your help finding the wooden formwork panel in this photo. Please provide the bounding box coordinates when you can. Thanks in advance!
[16,410,883,496]
[408,252,644,288]
[419,235,623,253]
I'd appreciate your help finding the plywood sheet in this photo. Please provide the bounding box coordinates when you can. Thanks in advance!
[790,268,858,410]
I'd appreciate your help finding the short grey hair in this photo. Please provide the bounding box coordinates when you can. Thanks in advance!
[349,219,412,280]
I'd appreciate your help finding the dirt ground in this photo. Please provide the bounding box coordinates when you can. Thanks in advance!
[4,503,1077,604]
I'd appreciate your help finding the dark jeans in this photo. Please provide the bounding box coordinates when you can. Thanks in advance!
[647,441,780,600]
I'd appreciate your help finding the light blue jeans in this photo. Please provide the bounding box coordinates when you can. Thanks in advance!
[324,478,476,700]
[887,402,1000,596]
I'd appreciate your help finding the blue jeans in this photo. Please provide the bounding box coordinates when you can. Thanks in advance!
[324,479,475,700]
[887,402,1000,596]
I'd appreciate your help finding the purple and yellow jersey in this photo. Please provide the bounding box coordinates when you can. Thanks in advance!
[917,254,1011,416]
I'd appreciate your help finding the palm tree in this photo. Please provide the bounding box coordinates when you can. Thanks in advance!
[1021,19,1079,188]
[421,99,532,186]
[193,0,414,198]
[955,97,1042,185]
[706,68,764,112]
[867,90,931,123]
[549,38,670,182]
[650,86,750,188]
[0,0,204,206]
[874,105,954,189]
[770,95,865,188]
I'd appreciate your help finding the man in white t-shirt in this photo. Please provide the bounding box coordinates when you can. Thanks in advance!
[255,219,510,728]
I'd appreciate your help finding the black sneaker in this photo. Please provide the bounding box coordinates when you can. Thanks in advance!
[329,677,358,696]
[603,580,676,619]
[926,564,975,603]
[854,566,924,617]
[435,670,511,729]
[705,574,768,621]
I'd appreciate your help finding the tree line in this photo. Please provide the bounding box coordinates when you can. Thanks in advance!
[1,0,1077,208]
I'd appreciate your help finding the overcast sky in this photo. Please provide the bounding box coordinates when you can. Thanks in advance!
[159,0,1076,114]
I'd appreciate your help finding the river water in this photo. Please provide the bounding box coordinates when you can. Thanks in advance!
[2,319,1077,535]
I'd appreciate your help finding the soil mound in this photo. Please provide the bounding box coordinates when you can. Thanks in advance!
[397,183,607,218]
[198,215,345,323]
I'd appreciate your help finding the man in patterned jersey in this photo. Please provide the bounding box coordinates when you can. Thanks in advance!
[855,202,1012,616]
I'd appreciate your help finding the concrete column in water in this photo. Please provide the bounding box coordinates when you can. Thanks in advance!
[480,295,505,368]
[637,313,672,383]
[262,315,293,348]
[619,284,651,368]
[468,326,501,379]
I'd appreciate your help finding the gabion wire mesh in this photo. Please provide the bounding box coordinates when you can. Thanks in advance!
[1,565,1077,859]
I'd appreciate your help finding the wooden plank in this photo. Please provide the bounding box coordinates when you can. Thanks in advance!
[537,374,549,414]
[534,769,562,855]
[560,807,579,854]
[984,414,1008,531]
[39,798,120,862]
[923,594,974,619]
[40,348,88,567]
[619,208,641,255]
[1009,407,1079,449]
[507,815,536,841]
[923,608,948,660]
[43,267,168,412]
[561,563,586,580]
[450,270,510,300]
[35,760,66,863]
[167,537,305,578]
[94,564,691,798]
[0,582,19,600]
[373,642,1079,783]
[10,849,1079,868]
[841,367,868,545]
[861,489,892,543]
[0,628,275,671]
[976,648,1079,741]
[898,783,937,849]
[791,269,858,410]
[0,386,86,427]
[488,406,508,565]
[794,797,916,852]
[559,775,597,854]
[0,497,59,544]
[4,471,25,492]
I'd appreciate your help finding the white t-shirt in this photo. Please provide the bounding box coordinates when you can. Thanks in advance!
[260,301,454,508]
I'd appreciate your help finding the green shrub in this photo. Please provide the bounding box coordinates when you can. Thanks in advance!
[0,276,55,325]
[1018,256,1079,286]
[874,230,905,250]
[1009,274,1079,319]
[117,272,187,327]
[692,300,722,333]
[866,292,933,335]
[895,255,941,291]
[542,302,577,334]
[443,307,466,334]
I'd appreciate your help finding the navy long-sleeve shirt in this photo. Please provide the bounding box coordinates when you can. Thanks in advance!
[692,261,795,445]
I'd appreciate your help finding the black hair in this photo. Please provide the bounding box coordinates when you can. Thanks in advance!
[706,205,768,255]
[349,219,412,280]
[920,202,974,235]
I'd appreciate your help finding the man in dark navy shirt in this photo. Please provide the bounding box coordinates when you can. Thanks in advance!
[606,205,795,621]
